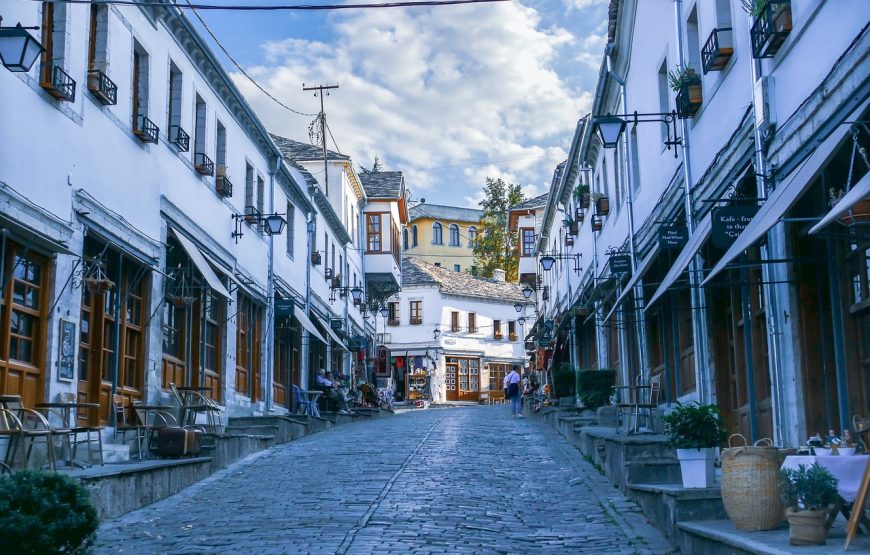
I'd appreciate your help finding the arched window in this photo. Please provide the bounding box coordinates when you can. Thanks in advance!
[432,222,443,245]
[467,226,477,248]
[449,224,460,246]
[402,228,409,250]
[411,225,418,247]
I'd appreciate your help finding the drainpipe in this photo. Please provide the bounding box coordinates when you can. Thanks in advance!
[606,46,651,385]
[747,14,787,446]
[301,212,315,390]
[674,0,712,403]
[264,158,279,412]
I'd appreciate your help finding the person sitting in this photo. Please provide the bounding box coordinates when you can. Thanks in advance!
[315,369,350,414]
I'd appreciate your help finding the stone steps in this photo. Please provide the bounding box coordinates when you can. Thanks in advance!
[625,458,683,485]
[627,483,727,543]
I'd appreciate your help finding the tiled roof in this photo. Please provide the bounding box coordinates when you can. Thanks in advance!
[359,171,403,199]
[402,257,525,302]
[509,192,549,212]
[409,203,483,224]
[270,133,350,161]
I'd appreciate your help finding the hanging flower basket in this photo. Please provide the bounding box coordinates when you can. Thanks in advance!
[84,277,114,294]
[168,295,196,307]
[838,198,870,226]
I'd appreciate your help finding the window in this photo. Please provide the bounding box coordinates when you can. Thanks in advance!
[508,321,517,341]
[367,214,382,251]
[215,121,227,174]
[286,203,295,257]
[256,174,265,216]
[451,311,460,332]
[434,262,442,267]
[168,62,182,137]
[630,127,641,195]
[449,224,460,246]
[613,137,623,208]
[432,222,443,245]
[40,1,74,101]
[387,302,399,326]
[194,94,207,158]
[521,228,535,257]
[87,4,108,71]
[410,301,422,325]
[411,225,418,247]
[245,163,255,213]
[453,264,460,272]
[658,60,670,145]
[132,43,151,128]
[686,7,701,77]
[331,242,335,278]
[468,313,477,333]
[468,226,477,247]
[493,320,502,339]
[403,228,408,250]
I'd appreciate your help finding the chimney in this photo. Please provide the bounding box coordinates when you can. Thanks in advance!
[492,269,506,282]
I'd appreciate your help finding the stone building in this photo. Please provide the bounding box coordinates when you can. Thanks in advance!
[403,204,482,273]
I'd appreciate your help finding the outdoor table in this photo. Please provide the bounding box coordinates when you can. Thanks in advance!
[305,390,322,417]
[782,455,870,530]
[35,402,100,468]
[134,404,176,426]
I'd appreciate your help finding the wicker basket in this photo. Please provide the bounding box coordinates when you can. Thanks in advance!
[720,434,785,530]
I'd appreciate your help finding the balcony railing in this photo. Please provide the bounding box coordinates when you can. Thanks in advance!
[216,175,233,198]
[134,115,159,144]
[509,333,518,342]
[170,125,190,152]
[195,152,215,176]
[41,65,76,102]
[751,0,792,59]
[494,332,504,340]
[387,319,399,327]
[87,69,117,105]
[701,27,733,74]
[676,83,703,119]
[244,205,262,224]
[410,318,422,325]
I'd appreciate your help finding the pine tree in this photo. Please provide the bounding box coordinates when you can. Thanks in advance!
[473,177,525,281]
[359,156,382,174]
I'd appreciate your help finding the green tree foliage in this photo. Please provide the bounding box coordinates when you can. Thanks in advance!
[473,177,525,281]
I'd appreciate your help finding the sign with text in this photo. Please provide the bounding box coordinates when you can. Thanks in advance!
[330,319,343,332]
[275,298,295,317]
[658,225,688,250]
[712,206,758,249]
[610,255,632,274]
[537,336,551,348]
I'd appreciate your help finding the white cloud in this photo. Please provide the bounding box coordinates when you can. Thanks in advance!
[563,0,609,11]
[235,2,600,207]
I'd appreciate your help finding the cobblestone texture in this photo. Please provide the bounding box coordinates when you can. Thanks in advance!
[95,406,672,554]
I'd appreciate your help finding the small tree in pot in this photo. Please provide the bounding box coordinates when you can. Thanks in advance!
[780,463,838,546]
[663,402,727,488]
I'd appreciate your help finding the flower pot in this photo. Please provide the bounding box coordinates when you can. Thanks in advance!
[786,507,828,546]
[596,196,610,216]
[687,84,702,104]
[676,448,715,488]
[574,207,583,220]
[569,222,579,235]
[837,198,870,225]
[581,193,590,209]
[774,5,793,34]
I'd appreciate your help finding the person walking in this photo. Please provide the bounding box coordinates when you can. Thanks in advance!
[503,364,523,418]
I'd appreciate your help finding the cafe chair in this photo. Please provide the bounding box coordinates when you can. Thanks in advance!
[57,392,103,467]
[616,373,662,435]
[132,400,178,453]
[113,395,149,460]
[0,400,58,471]
[169,383,222,434]
[291,385,311,416]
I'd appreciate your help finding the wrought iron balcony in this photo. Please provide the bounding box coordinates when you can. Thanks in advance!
[751,0,792,59]
[676,83,703,119]
[134,115,159,144]
[170,125,190,152]
[216,175,233,198]
[701,27,733,74]
[509,333,518,342]
[195,152,214,176]
[87,69,117,105]
[410,317,422,325]
[244,205,262,224]
[41,65,76,102]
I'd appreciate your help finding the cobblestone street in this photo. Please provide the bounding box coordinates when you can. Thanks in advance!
[95,406,671,554]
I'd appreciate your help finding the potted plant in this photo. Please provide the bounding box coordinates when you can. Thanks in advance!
[591,192,610,216]
[742,0,792,33]
[780,463,838,546]
[663,401,728,488]
[669,65,702,117]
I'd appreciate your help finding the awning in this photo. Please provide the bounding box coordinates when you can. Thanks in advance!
[809,172,870,234]
[602,246,660,323]
[293,309,327,344]
[169,227,232,300]
[703,118,854,285]
[0,214,78,257]
[645,212,713,310]
[324,322,349,352]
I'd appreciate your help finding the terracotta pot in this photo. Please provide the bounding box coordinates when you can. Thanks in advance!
[581,193,590,209]
[786,507,828,546]
[596,196,610,216]
[775,6,793,33]
[569,222,579,235]
[838,198,870,225]
[687,84,703,104]
[576,211,585,223]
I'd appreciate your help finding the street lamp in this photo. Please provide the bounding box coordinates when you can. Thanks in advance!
[514,302,524,313]
[350,286,363,304]
[263,214,287,236]
[593,111,682,158]
[518,316,526,325]
[433,326,441,341]
[539,255,556,271]
[539,252,582,274]
[521,285,534,299]
[379,305,389,318]
[594,115,626,148]
[0,17,44,73]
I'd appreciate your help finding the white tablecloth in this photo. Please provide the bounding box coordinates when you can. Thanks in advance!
[781,455,869,502]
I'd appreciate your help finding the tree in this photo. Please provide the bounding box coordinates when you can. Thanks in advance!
[473,177,525,281]
[359,156,382,174]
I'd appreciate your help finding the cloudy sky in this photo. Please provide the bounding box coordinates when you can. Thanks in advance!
[193,0,608,207]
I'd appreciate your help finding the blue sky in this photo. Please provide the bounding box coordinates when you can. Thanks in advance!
[190,0,609,207]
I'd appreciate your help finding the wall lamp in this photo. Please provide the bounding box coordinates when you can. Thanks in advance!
[330,284,364,304]
[539,252,582,274]
[521,285,534,299]
[514,302,524,313]
[433,325,441,341]
[231,211,286,243]
[379,305,389,318]
[594,111,682,158]
[518,316,526,325]
[0,16,44,73]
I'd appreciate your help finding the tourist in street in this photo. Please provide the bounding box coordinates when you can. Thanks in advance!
[503,364,523,418]
[315,369,350,414]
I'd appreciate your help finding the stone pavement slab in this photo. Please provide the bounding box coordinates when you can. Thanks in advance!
[95,406,672,554]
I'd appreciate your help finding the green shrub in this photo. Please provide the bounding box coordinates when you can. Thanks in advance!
[552,362,575,396]
[780,463,839,511]
[577,369,616,411]
[0,470,99,554]
[662,401,728,449]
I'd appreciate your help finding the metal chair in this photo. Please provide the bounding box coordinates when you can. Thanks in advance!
[57,392,103,466]
[113,395,148,460]
[616,373,662,435]
[0,399,58,470]
[169,383,222,433]
[291,385,311,416]
[131,400,178,453]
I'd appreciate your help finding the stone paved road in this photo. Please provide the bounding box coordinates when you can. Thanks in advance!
[95,406,672,554]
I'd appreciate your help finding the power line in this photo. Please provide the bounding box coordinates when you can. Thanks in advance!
[183,0,316,117]
[38,0,510,10]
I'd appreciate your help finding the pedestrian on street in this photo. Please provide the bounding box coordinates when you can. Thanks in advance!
[503,364,523,418]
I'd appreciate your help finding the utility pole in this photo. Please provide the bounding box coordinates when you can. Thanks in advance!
[302,83,339,196]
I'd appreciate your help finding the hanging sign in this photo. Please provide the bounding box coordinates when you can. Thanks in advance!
[658,225,688,249]
[275,298,294,317]
[537,336,551,348]
[610,255,632,274]
[57,320,76,381]
[330,319,343,332]
[712,206,758,249]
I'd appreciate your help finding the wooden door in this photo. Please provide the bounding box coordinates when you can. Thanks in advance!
[162,301,187,388]
[456,358,480,402]
[0,246,49,408]
[446,361,458,401]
